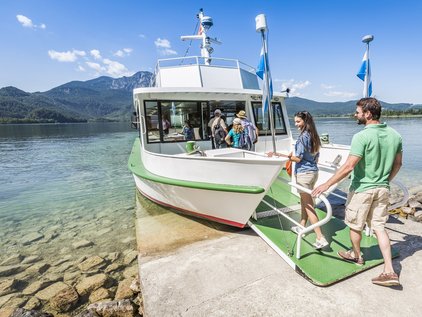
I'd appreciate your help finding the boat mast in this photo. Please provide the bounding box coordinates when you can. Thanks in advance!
[181,8,221,65]
[362,35,374,98]
[256,14,276,153]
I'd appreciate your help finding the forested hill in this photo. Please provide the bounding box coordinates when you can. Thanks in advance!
[1,71,421,123]
[0,71,153,123]
[285,97,422,116]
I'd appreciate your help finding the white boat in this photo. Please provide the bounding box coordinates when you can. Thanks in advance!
[128,9,349,228]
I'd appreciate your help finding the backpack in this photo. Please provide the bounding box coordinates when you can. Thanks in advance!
[238,131,249,149]
[242,120,256,150]
[213,118,226,145]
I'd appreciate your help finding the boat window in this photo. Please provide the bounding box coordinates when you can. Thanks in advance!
[144,100,206,143]
[251,102,287,135]
[208,100,245,131]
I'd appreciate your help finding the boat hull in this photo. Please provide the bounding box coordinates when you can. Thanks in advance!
[133,174,266,228]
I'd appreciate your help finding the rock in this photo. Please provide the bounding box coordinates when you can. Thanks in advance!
[0,255,23,266]
[63,271,81,285]
[0,307,14,317]
[129,278,141,294]
[88,288,112,303]
[23,297,41,310]
[414,210,422,221]
[42,273,62,283]
[22,280,52,295]
[0,294,14,308]
[52,256,72,267]
[75,274,111,297]
[50,286,79,313]
[35,282,69,301]
[106,253,120,263]
[10,308,53,317]
[0,265,25,278]
[409,185,422,195]
[75,309,99,317]
[0,279,19,297]
[413,191,422,203]
[72,240,94,249]
[25,263,50,275]
[104,263,123,274]
[78,256,106,273]
[21,232,44,246]
[122,251,137,266]
[122,265,138,279]
[95,228,111,236]
[408,197,422,209]
[3,296,28,309]
[87,299,134,317]
[401,206,415,215]
[21,256,42,265]
[114,279,134,300]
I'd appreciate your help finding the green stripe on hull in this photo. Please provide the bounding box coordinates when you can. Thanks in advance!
[128,138,265,194]
[251,178,399,286]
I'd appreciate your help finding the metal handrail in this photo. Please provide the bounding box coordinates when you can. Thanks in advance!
[263,181,332,259]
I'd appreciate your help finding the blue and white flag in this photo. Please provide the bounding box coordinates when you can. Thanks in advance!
[256,47,273,119]
[357,51,372,97]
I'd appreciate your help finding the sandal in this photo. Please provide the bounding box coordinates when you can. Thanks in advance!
[337,249,365,266]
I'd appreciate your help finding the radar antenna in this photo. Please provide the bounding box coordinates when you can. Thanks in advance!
[181,9,222,65]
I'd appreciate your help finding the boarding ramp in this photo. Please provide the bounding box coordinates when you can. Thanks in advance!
[248,171,399,286]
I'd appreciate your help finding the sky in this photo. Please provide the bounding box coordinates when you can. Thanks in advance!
[1,0,422,104]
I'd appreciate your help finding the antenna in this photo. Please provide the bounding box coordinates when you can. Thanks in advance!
[180,9,222,65]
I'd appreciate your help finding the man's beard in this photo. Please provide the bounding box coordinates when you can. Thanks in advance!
[357,117,366,125]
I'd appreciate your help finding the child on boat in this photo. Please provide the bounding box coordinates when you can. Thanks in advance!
[225,118,247,149]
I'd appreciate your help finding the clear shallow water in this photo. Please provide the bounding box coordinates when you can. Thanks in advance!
[292,117,422,188]
[0,119,420,250]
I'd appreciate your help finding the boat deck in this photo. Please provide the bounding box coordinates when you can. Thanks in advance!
[250,172,399,286]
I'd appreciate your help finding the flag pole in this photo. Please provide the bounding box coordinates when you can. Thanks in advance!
[256,14,276,153]
[362,35,374,97]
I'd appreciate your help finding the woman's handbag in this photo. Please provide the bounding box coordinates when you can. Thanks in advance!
[285,159,292,176]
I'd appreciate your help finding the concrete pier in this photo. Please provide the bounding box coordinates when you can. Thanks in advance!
[135,194,422,316]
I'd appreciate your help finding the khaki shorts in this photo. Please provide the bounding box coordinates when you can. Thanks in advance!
[296,172,318,193]
[345,187,389,231]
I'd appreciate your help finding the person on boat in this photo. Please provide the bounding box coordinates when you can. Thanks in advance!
[162,117,170,135]
[236,110,259,151]
[312,97,403,287]
[182,120,194,141]
[211,109,228,149]
[268,111,328,249]
[225,118,248,149]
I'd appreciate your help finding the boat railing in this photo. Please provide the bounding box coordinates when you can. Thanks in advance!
[155,56,256,72]
[261,182,332,259]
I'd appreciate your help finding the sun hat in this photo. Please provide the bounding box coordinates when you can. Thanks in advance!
[236,110,247,118]
[214,109,222,115]
[233,118,242,125]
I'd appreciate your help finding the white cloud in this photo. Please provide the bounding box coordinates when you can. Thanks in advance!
[90,49,102,60]
[77,65,86,72]
[16,15,34,28]
[113,48,133,57]
[281,79,311,96]
[154,38,171,48]
[16,14,46,29]
[139,34,146,39]
[155,38,177,56]
[103,58,131,77]
[48,49,86,62]
[86,62,105,73]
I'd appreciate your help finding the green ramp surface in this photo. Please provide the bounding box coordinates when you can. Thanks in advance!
[250,176,399,286]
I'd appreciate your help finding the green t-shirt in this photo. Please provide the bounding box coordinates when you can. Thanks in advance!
[349,123,402,192]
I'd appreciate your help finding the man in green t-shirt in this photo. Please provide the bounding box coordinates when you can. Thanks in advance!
[312,97,403,286]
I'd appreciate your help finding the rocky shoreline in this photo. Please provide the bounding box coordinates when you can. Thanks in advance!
[0,204,142,316]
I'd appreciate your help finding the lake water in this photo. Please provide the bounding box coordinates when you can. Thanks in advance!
[0,119,420,282]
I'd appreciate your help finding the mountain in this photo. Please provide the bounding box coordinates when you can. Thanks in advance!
[284,96,419,116]
[0,71,153,123]
[1,71,421,123]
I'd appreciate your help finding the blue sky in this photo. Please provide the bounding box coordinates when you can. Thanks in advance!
[1,0,422,104]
